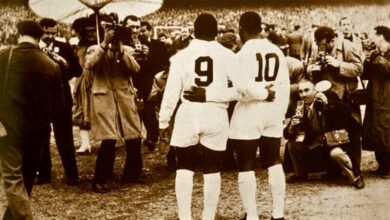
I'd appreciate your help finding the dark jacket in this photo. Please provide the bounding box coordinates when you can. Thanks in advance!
[362,45,390,151]
[0,42,63,141]
[284,92,361,174]
[133,38,169,99]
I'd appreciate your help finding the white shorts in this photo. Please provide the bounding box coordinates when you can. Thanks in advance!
[170,104,229,151]
[229,101,284,140]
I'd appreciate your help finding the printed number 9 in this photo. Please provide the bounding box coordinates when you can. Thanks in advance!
[195,57,213,87]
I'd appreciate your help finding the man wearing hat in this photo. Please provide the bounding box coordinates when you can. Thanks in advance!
[0,20,64,219]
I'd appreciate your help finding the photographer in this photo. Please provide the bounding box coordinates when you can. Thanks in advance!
[84,16,142,193]
[123,15,170,151]
[307,26,364,179]
[285,79,365,189]
[36,18,82,186]
[362,26,390,178]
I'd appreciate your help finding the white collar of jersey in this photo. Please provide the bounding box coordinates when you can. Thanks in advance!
[190,38,218,47]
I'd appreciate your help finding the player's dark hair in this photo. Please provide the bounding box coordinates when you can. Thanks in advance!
[239,11,262,35]
[194,13,218,40]
[374,25,390,42]
[314,26,336,43]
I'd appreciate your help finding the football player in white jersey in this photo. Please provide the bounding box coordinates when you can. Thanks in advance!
[184,11,290,220]
[158,13,235,220]
[232,12,289,220]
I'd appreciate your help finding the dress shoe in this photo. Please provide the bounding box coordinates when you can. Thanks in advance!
[271,217,285,220]
[286,174,308,183]
[354,176,365,189]
[381,172,390,179]
[92,182,109,193]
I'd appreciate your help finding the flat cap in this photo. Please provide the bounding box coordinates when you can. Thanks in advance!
[16,20,44,39]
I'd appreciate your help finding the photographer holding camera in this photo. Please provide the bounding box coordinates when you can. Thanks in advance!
[306,26,364,180]
[284,79,365,189]
[83,14,142,193]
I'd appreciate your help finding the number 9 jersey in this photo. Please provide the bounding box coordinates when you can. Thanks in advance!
[159,39,236,150]
[229,39,290,140]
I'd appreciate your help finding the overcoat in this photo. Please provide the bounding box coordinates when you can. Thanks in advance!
[362,45,390,151]
[84,45,141,140]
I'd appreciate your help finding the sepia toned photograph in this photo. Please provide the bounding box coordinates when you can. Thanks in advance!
[0,0,389,219]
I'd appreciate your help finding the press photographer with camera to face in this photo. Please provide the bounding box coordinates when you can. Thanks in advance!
[83,14,143,193]
[284,79,365,189]
[306,25,364,182]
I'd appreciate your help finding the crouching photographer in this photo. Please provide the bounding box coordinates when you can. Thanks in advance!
[83,14,144,193]
[284,79,365,189]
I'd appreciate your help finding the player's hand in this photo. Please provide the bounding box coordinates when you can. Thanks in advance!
[265,84,275,102]
[183,86,206,102]
[325,55,340,68]
[159,127,170,143]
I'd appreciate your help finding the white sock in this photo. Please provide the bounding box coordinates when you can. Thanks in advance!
[202,173,221,220]
[268,164,285,219]
[176,169,194,220]
[238,171,259,220]
[80,129,91,147]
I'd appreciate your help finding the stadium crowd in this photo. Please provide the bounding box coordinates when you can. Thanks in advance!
[0,2,390,220]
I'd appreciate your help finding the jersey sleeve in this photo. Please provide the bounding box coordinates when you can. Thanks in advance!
[159,56,182,129]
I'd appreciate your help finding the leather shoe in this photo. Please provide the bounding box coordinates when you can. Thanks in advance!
[271,217,285,220]
[381,172,390,179]
[92,182,109,193]
[286,174,308,183]
[354,176,365,189]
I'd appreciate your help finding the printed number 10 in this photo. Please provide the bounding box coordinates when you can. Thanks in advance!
[255,53,279,82]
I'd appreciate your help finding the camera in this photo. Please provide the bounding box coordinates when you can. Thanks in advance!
[101,21,132,42]
[315,50,328,67]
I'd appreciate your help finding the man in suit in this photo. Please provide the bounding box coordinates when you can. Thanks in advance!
[36,18,82,186]
[129,18,169,151]
[0,20,64,219]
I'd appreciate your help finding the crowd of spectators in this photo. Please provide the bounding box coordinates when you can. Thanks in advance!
[1,4,389,46]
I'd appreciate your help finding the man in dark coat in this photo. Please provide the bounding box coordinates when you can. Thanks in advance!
[36,18,82,185]
[137,20,170,150]
[0,20,64,220]
[362,26,390,178]
[285,79,365,189]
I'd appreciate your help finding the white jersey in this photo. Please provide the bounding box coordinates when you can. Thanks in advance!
[229,39,290,140]
[159,39,235,149]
